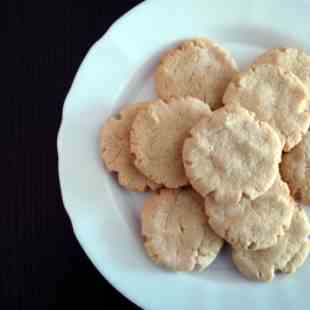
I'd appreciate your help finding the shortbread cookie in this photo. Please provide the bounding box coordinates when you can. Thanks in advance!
[255,47,310,94]
[223,64,310,151]
[142,188,224,271]
[183,105,282,204]
[130,97,211,188]
[205,176,295,250]
[101,102,160,192]
[232,207,310,281]
[281,131,310,205]
[155,38,238,110]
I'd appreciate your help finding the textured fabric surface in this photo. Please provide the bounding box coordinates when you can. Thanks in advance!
[4,1,142,309]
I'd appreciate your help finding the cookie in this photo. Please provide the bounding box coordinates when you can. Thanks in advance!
[142,188,224,271]
[130,97,211,188]
[155,38,238,110]
[232,207,310,281]
[205,175,295,250]
[183,105,282,204]
[223,64,310,151]
[281,131,310,205]
[101,102,160,192]
[255,47,310,95]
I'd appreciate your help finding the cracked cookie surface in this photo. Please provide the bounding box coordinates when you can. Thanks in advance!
[223,64,310,151]
[130,97,211,188]
[255,47,310,95]
[101,102,160,192]
[205,176,295,250]
[183,105,282,204]
[142,188,224,271]
[281,131,310,205]
[155,38,238,110]
[232,207,310,281]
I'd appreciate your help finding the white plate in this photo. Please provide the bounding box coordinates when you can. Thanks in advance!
[57,1,310,309]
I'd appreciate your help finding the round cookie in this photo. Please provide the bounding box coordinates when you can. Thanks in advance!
[223,64,310,152]
[281,131,310,205]
[255,47,310,95]
[155,38,238,110]
[205,175,295,250]
[232,207,310,281]
[183,105,282,204]
[142,188,224,271]
[130,97,211,188]
[101,102,160,192]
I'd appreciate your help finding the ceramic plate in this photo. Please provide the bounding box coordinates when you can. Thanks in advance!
[57,0,310,309]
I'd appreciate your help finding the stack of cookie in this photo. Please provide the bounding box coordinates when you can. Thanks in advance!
[101,38,310,282]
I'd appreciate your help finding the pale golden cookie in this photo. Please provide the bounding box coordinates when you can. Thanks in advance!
[232,207,310,281]
[205,176,295,250]
[281,131,310,205]
[101,102,160,192]
[142,188,224,271]
[183,105,282,204]
[155,38,238,110]
[255,47,310,95]
[130,97,211,188]
[223,64,310,151]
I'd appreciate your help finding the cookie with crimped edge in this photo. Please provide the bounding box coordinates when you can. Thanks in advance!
[205,175,295,251]
[232,207,310,282]
[155,38,238,110]
[255,47,310,95]
[223,64,310,151]
[142,188,224,271]
[130,97,211,189]
[101,102,160,192]
[183,105,282,204]
[281,131,310,205]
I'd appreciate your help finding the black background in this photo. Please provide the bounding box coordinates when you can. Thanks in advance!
[4,1,143,309]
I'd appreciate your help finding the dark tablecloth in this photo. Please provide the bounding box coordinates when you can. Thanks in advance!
[4,1,143,309]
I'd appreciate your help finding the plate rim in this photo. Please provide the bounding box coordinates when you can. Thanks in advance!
[57,1,150,309]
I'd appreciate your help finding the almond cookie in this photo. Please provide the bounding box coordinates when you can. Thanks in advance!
[223,64,310,151]
[205,176,295,250]
[130,97,211,188]
[155,38,238,110]
[142,188,224,271]
[101,102,160,192]
[183,105,282,204]
[281,131,310,205]
[232,207,310,281]
[255,47,310,94]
